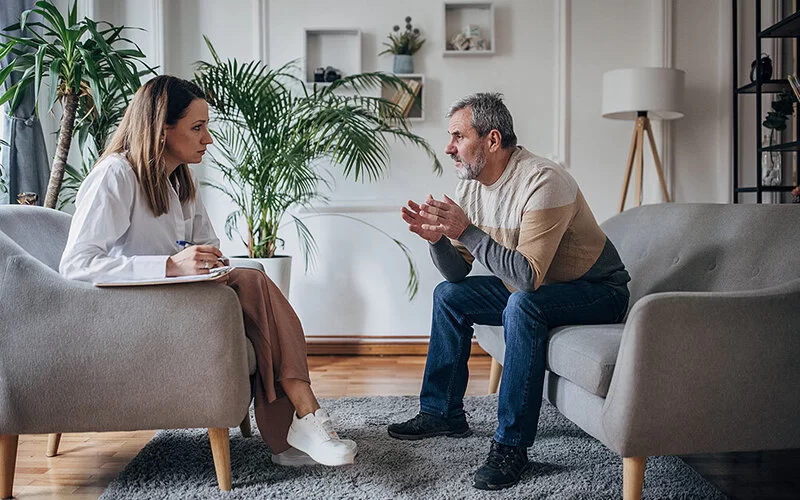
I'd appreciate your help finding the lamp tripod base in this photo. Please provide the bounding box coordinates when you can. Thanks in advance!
[618,115,671,213]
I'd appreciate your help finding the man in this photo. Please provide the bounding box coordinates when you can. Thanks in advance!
[389,93,630,490]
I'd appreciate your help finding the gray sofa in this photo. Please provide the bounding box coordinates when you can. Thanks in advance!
[474,203,800,499]
[0,205,257,495]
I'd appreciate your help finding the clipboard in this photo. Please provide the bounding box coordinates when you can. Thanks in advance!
[93,266,233,287]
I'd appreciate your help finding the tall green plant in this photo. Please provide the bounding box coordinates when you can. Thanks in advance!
[60,58,151,208]
[194,37,441,299]
[0,0,152,208]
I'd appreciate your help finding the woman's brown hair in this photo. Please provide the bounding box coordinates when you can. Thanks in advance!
[102,75,206,216]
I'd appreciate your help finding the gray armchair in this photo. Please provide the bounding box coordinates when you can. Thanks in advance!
[475,203,800,499]
[0,205,256,496]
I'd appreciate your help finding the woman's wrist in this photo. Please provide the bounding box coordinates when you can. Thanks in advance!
[165,256,178,276]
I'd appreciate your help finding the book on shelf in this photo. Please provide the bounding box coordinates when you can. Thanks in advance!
[392,79,422,118]
[788,74,800,102]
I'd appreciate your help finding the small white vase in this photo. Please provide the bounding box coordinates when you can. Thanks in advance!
[252,256,292,298]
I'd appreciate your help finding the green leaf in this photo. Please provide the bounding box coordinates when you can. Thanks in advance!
[68,0,78,28]
[33,1,68,40]
[0,60,17,89]
[33,43,48,107]
[47,58,60,112]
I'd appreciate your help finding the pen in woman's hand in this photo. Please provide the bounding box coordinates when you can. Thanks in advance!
[176,240,195,248]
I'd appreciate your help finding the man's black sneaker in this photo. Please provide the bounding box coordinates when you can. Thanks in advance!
[387,412,472,440]
[473,440,529,490]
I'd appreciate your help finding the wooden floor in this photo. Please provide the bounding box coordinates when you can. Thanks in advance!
[9,355,799,499]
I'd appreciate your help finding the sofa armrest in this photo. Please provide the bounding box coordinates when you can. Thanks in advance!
[0,255,251,435]
[602,278,800,457]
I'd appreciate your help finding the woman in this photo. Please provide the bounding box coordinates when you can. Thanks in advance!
[60,75,356,467]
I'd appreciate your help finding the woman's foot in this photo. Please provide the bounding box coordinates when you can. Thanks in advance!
[286,408,357,466]
[271,441,357,467]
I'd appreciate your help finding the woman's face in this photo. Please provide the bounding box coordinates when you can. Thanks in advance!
[163,98,213,172]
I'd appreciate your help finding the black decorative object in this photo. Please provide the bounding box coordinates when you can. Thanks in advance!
[313,67,325,83]
[323,66,342,83]
[750,53,773,83]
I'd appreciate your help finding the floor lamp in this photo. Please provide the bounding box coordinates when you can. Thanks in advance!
[602,68,685,212]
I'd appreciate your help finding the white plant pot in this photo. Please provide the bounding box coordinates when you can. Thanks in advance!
[252,256,292,298]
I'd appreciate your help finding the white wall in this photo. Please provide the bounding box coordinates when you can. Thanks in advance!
[88,0,731,338]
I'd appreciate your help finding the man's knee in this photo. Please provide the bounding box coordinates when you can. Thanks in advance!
[434,279,477,310]
[503,291,546,328]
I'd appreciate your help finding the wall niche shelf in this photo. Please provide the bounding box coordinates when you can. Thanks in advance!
[303,28,361,85]
[443,2,495,56]
[381,74,425,122]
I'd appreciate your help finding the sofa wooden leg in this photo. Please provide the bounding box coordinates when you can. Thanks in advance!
[208,428,231,491]
[623,456,646,500]
[488,358,502,394]
[1,434,19,500]
[46,433,62,457]
[239,414,252,437]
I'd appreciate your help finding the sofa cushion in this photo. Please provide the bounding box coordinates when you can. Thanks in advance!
[547,324,624,398]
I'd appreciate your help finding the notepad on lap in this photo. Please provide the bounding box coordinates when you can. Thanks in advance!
[93,266,233,287]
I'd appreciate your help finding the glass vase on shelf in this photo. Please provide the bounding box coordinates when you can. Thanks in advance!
[762,133,782,187]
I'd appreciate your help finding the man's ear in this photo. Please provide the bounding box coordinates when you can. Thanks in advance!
[487,129,503,153]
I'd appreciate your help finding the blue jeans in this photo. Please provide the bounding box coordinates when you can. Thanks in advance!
[419,276,628,448]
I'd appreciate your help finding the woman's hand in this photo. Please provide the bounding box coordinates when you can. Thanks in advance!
[166,245,224,276]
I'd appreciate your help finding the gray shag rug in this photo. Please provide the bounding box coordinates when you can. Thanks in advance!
[101,395,725,499]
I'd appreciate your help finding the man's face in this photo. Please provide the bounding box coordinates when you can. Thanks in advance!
[445,108,487,180]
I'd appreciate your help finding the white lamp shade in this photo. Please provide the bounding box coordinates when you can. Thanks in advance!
[602,67,685,120]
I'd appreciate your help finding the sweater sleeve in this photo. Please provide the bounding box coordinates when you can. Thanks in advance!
[458,224,537,291]
[429,236,473,282]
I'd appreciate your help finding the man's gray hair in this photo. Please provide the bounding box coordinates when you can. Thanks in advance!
[446,92,517,149]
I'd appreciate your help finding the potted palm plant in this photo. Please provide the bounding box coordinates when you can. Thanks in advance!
[0,0,152,209]
[193,37,441,299]
[59,51,151,208]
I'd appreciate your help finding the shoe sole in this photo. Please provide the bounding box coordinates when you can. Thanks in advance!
[472,478,519,490]
[286,432,357,466]
[387,428,472,440]
[472,463,529,490]
[271,456,318,467]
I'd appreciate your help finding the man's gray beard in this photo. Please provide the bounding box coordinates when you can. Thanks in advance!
[455,155,486,180]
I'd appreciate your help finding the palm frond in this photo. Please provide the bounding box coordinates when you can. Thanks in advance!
[194,38,439,296]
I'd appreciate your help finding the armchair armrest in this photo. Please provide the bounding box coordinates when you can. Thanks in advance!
[229,258,264,271]
[0,255,251,435]
[602,278,800,457]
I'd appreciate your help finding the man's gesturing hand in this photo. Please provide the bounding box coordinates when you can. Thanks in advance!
[402,199,443,243]
[418,194,471,240]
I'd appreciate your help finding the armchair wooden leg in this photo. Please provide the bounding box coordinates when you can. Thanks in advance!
[1,434,19,500]
[239,414,252,437]
[208,428,232,491]
[623,456,646,500]
[46,433,62,457]
[488,358,502,394]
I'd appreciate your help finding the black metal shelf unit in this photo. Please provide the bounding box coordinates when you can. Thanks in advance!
[733,1,800,202]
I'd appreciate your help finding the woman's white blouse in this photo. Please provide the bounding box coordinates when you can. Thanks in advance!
[59,153,219,282]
